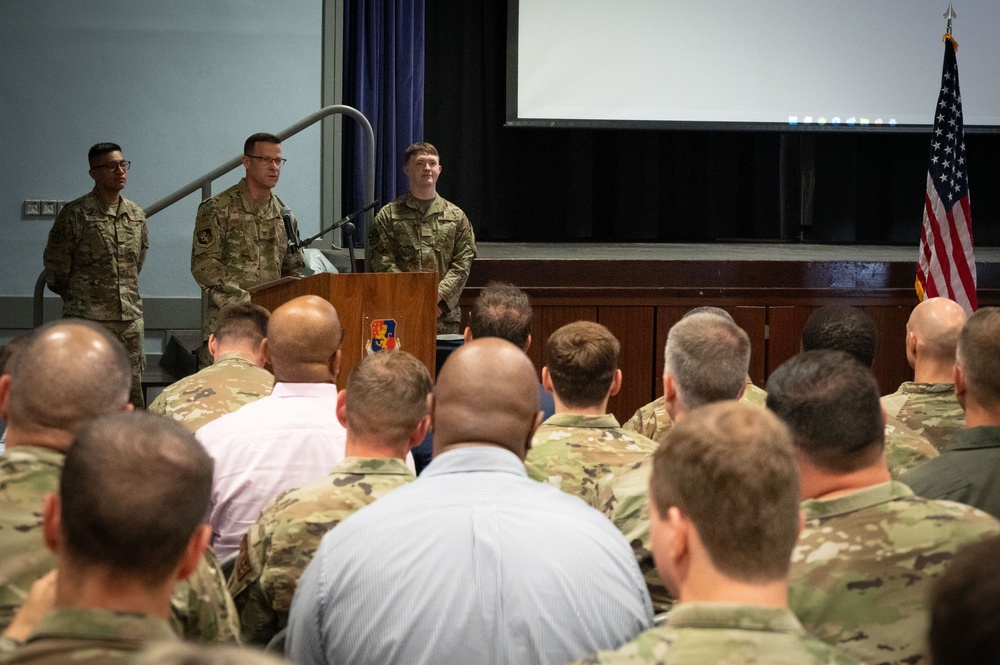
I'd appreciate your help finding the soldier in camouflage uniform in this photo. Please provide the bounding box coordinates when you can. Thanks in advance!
[766,350,1000,665]
[526,322,657,508]
[366,142,476,334]
[2,412,221,663]
[622,382,766,446]
[598,312,752,614]
[575,403,861,665]
[42,143,148,407]
[228,350,431,645]
[149,303,273,432]
[0,322,237,643]
[191,133,305,368]
[881,297,968,452]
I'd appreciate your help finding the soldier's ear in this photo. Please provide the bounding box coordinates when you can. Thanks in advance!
[175,524,211,583]
[0,373,10,421]
[330,349,342,384]
[463,327,473,344]
[608,369,622,398]
[336,389,348,429]
[42,493,62,555]
[260,338,272,368]
[207,334,219,359]
[541,367,554,394]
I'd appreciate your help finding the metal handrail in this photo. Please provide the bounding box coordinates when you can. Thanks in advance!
[34,105,375,327]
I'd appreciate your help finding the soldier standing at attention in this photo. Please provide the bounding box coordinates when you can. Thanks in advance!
[42,142,148,407]
[191,133,305,368]
[366,142,477,334]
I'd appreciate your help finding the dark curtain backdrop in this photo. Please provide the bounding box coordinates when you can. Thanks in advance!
[342,0,424,246]
[424,0,1000,246]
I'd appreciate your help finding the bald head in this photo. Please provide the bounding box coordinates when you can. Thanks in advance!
[433,338,541,459]
[907,297,967,367]
[265,296,343,383]
[2,320,130,441]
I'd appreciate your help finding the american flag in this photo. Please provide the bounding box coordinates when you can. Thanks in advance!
[916,35,977,316]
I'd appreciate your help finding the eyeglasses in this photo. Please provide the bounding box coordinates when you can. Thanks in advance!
[245,155,287,167]
[92,160,130,173]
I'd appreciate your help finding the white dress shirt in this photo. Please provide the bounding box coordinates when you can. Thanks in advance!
[196,381,347,560]
[286,445,653,665]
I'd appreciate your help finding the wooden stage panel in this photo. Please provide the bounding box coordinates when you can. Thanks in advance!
[598,306,655,425]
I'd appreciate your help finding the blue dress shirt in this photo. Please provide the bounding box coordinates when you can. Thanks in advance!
[286,445,653,665]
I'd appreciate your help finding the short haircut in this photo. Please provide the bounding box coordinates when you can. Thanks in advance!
[765,349,884,472]
[957,307,1000,408]
[664,312,751,409]
[60,412,213,583]
[404,141,438,163]
[214,302,270,348]
[0,334,30,376]
[468,282,532,349]
[545,321,619,408]
[8,321,130,434]
[650,401,800,581]
[345,351,432,446]
[88,143,122,167]
[930,535,1000,665]
[801,305,877,368]
[244,132,281,156]
[683,306,734,323]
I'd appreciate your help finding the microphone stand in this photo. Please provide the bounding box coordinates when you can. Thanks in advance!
[294,201,378,274]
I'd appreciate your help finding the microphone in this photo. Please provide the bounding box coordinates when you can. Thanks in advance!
[280,206,303,253]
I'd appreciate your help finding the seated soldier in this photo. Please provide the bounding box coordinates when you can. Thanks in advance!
[623,306,764,445]
[574,402,860,665]
[527,321,656,508]
[3,411,213,663]
[229,351,431,645]
[149,303,273,432]
[800,303,939,477]
[881,297,967,451]
[0,321,236,642]
[598,312,750,614]
[767,349,1000,665]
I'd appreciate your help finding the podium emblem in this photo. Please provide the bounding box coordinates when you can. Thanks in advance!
[367,318,398,354]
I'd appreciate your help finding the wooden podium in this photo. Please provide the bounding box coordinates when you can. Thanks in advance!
[250,272,438,382]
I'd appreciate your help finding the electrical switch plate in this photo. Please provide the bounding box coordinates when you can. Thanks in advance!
[23,200,41,216]
[41,200,57,216]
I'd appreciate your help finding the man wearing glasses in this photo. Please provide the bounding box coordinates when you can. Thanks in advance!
[191,132,305,368]
[43,142,149,407]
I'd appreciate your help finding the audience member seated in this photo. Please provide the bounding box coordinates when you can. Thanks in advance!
[928,534,1000,665]
[0,335,30,452]
[2,411,213,663]
[197,295,361,560]
[285,338,652,665]
[801,303,939,477]
[766,349,1000,665]
[149,303,273,432]
[622,307,764,446]
[411,281,556,473]
[0,321,237,642]
[526,321,656,508]
[574,402,860,665]
[881,297,966,452]
[228,350,430,645]
[902,307,1000,519]
[598,312,750,614]
[134,642,293,665]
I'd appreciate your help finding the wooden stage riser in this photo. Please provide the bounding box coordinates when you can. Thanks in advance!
[452,258,999,425]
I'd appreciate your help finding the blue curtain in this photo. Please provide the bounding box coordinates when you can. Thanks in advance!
[342,0,424,247]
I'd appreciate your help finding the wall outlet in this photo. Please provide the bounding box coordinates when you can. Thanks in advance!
[40,200,57,216]
[23,200,40,216]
